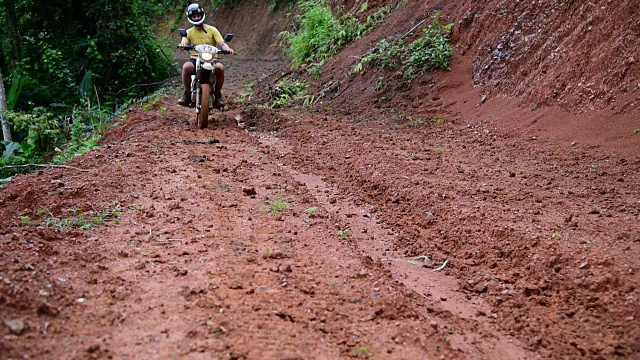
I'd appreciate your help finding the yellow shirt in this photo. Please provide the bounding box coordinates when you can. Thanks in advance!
[183,24,224,59]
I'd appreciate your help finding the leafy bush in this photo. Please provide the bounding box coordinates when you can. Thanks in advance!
[268,79,310,108]
[354,12,454,77]
[402,13,454,75]
[279,1,392,71]
[355,39,404,72]
[4,108,63,155]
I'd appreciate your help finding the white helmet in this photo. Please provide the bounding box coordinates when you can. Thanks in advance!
[186,3,206,26]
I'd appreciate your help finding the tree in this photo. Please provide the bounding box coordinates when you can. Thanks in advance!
[0,0,175,112]
[0,70,11,142]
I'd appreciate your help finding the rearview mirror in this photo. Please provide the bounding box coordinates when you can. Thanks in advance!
[224,33,233,42]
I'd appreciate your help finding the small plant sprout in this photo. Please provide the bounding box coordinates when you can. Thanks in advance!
[38,203,123,230]
[407,116,423,127]
[356,348,373,355]
[590,164,598,170]
[270,198,288,216]
[238,82,254,103]
[19,215,33,226]
[301,207,319,222]
[338,228,350,240]
[352,61,364,74]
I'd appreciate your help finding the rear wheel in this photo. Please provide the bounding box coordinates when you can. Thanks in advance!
[198,83,210,129]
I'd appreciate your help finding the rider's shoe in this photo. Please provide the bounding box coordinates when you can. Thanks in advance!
[214,91,224,109]
[177,91,191,107]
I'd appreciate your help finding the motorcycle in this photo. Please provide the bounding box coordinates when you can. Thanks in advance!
[178,29,233,129]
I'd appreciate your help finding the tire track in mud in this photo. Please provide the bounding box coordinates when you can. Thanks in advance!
[252,130,535,360]
[260,108,640,359]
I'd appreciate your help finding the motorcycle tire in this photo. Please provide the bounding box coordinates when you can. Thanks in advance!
[198,83,210,129]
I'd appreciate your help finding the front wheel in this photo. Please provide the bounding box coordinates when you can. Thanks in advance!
[198,83,210,129]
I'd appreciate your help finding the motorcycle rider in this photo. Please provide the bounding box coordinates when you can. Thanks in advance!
[178,3,234,108]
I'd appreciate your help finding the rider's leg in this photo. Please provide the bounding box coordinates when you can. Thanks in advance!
[178,60,195,106]
[213,62,225,108]
[182,61,195,92]
[214,62,224,94]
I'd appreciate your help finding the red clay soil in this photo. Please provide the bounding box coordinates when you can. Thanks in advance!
[1,0,639,359]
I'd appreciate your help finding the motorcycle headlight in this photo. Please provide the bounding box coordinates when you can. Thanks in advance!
[201,53,214,62]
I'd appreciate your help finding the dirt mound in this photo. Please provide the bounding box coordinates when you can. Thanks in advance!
[454,0,639,113]
[307,0,639,114]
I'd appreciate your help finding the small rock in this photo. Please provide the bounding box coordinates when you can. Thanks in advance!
[37,301,60,316]
[4,319,25,335]
[242,187,256,196]
[175,269,188,277]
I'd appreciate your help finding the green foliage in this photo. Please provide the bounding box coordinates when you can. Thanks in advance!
[356,39,404,72]
[5,69,29,111]
[353,12,454,77]
[269,198,289,216]
[269,79,310,108]
[0,91,129,180]
[0,0,175,112]
[209,0,296,10]
[2,141,22,163]
[19,215,35,226]
[20,203,122,230]
[279,0,341,69]
[403,14,454,75]
[0,138,39,180]
[269,0,296,12]
[5,107,63,154]
[279,0,392,70]
[0,0,176,182]
[401,113,444,127]
[237,82,255,103]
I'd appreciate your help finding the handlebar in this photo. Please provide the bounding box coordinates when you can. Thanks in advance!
[177,45,232,55]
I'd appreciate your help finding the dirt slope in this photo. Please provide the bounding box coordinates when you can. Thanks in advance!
[1,0,639,359]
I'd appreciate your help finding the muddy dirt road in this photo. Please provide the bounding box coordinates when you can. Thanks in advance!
[1,44,639,360]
